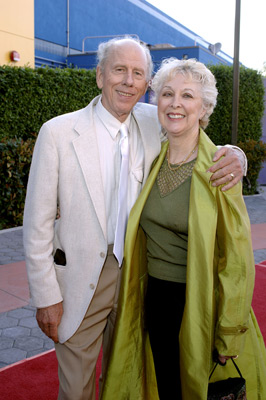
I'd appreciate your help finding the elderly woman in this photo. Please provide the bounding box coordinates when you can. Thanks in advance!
[101,59,266,399]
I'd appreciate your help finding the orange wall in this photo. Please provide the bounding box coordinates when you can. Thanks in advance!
[0,0,34,67]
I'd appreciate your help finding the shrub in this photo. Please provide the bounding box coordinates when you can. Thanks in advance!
[0,64,265,229]
[205,65,265,195]
[206,65,264,145]
[0,65,102,229]
[0,66,100,140]
[0,136,36,229]
[238,139,266,195]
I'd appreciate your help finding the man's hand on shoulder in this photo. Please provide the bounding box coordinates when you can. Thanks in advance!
[36,302,63,343]
[207,146,246,192]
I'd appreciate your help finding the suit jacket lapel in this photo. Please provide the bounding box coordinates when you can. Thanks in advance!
[72,97,107,240]
[132,105,161,183]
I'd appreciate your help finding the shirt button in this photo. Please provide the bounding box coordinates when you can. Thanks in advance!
[100,252,105,258]
[89,284,95,290]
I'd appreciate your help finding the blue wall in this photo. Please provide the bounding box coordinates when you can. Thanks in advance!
[34,0,232,68]
[35,0,67,45]
[35,0,197,50]
[67,45,230,72]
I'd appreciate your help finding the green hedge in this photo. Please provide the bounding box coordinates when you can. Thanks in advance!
[206,65,265,195]
[238,140,266,195]
[206,65,265,144]
[0,136,35,229]
[0,65,101,229]
[0,66,100,140]
[0,64,265,229]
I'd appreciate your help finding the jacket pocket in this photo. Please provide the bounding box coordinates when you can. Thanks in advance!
[54,248,66,266]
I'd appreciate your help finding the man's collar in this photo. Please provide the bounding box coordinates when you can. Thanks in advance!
[96,96,131,139]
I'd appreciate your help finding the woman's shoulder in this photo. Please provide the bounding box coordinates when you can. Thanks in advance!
[198,129,218,154]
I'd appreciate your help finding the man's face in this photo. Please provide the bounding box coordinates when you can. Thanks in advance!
[96,41,149,122]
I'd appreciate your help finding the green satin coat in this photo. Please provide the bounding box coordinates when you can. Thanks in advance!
[102,130,266,400]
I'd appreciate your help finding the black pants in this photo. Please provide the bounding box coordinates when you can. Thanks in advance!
[146,275,186,400]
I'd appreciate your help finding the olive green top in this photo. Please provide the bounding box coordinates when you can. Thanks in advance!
[140,157,196,283]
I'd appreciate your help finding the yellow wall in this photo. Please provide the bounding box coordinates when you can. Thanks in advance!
[0,0,34,67]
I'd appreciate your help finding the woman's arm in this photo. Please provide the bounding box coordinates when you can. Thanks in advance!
[214,182,255,357]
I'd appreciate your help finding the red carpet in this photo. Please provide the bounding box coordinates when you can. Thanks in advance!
[0,348,102,400]
[0,263,265,399]
[252,261,266,344]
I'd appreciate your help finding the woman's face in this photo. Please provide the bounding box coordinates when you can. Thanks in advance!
[157,73,206,139]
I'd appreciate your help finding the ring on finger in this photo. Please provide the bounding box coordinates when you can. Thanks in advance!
[230,173,235,179]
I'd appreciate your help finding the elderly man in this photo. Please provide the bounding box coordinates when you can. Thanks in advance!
[23,37,246,400]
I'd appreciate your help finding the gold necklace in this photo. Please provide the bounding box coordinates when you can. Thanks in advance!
[167,139,198,172]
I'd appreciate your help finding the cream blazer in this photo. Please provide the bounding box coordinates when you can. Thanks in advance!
[23,95,161,343]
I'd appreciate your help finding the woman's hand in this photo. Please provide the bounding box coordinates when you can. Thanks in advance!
[218,354,238,365]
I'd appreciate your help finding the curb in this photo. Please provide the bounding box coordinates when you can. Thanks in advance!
[0,226,23,235]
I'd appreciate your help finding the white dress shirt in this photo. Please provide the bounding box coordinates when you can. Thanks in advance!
[95,97,144,244]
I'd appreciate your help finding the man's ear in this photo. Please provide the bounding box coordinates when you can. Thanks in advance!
[96,66,103,89]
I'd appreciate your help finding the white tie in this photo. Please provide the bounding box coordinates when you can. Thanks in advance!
[114,124,129,266]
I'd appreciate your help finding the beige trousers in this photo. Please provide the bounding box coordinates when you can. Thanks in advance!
[55,246,121,400]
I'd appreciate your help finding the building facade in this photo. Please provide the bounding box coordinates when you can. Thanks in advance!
[0,0,34,67]
[34,0,233,70]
